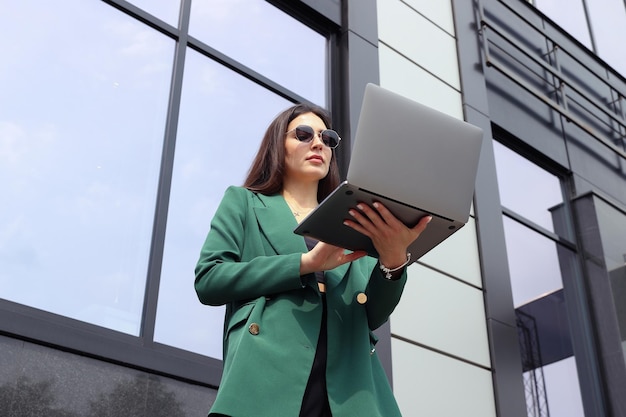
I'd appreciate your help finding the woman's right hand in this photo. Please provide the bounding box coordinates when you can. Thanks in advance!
[300,242,367,275]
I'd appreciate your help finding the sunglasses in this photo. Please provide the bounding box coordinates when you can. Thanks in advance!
[285,125,341,149]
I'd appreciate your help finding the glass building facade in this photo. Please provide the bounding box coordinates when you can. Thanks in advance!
[1,0,625,416]
[1,1,339,414]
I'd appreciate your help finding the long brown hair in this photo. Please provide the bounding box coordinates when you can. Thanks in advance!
[243,104,340,201]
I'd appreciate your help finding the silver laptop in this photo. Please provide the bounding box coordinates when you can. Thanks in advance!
[294,83,483,261]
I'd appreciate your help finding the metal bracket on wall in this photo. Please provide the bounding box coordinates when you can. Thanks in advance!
[476,0,626,161]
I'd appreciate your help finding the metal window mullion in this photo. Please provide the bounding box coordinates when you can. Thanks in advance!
[140,0,192,343]
[185,35,308,105]
[102,0,179,37]
[501,207,577,251]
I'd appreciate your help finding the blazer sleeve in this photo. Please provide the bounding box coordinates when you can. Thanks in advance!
[364,262,408,330]
[194,186,306,306]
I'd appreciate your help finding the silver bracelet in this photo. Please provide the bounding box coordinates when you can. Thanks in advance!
[379,253,411,279]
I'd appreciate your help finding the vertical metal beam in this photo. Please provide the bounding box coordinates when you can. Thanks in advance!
[140,0,192,342]
[454,0,528,416]
[338,0,404,385]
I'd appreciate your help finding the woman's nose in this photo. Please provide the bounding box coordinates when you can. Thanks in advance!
[311,132,325,147]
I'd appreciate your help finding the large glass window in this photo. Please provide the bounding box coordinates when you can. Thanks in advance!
[1,0,334,381]
[494,140,584,417]
[153,49,293,358]
[125,0,181,27]
[153,2,329,359]
[189,0,327,106]
[531,0,626,77]
[503,217,563,306]
[586,0,626,78]
[0,0,174,335]
[492,141,566,236]
[532,0,592,49]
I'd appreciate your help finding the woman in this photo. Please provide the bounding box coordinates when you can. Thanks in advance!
[195,103,431,417]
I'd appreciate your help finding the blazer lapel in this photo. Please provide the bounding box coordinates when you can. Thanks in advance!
[253,193,308,255]
[325,262,351,291]
[252,192,352,286]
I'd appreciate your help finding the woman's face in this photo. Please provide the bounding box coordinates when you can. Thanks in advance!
[284,112,333,184]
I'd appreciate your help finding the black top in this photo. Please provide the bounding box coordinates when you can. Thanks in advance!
[299,237,332,417]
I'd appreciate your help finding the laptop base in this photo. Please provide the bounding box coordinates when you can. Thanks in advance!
[294,182,465,260]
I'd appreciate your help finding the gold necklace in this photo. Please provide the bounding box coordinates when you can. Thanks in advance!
[285,200,314,218]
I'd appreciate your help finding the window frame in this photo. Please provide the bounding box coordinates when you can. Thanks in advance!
[0,0,345,388]
[493,132,606,417]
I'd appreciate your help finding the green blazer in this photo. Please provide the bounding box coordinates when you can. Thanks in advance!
[195,186,408,417]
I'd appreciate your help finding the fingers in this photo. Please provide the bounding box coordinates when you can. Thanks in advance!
[301,242,367,275]
[302,205,431,275]
[344,202,432,248]
[369,202,431,233]
[344,250,368,263]
[345,208,374,238]
[345,202,403,236]
[328,247,367,267]
[413,214,433,234]
[369,201,404,226]
[348,202,431,231]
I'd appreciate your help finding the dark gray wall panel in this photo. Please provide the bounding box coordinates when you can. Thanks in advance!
[453,0,490,116]
[486,319,527,417]
[0,334,216,417]
[607,71,626,103]
[338,29,380,166]
[542,20,614,84]
[485,71,570,167]
[483,0,544,28]
[0,336,21,387]
[464,106,515,324]
[346,0,378,46]
[565,123,626,205]
[465,106,528,417]
[294,0,341,25]
[454,1,529,416]
[575,198,626,417]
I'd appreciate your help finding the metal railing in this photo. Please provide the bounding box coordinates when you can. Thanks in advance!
[517,310,551,417]
[477,0,626,160]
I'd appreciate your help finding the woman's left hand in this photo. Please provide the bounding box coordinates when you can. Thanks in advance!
[343,202,431,269]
